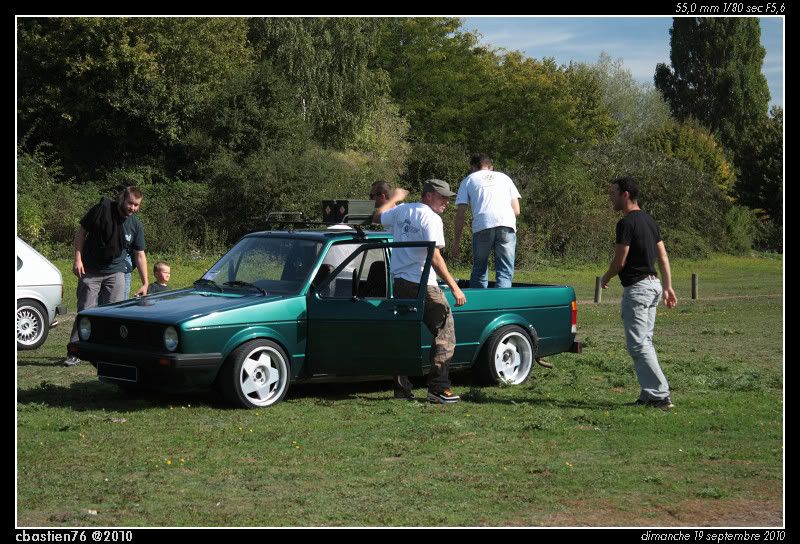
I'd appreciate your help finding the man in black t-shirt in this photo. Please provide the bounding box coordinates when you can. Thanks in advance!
[601,176,678,410]
[64,186,149,366]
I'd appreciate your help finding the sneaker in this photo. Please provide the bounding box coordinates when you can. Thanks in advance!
[427,389,460,404]
[393,388,416,400]
[651,397,674,411]
[392,376,415,400]
[627,397,674,410]
[63,356,81,367]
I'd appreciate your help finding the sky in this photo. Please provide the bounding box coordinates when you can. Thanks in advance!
[463,16,784,110]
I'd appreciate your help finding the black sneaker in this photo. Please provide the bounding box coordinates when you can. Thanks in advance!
[651,397,674,411]
[427,389,460,404]
[63,356,81,367]
[393,376,415,400]
[627,397,674,410]
[393,388,416,400]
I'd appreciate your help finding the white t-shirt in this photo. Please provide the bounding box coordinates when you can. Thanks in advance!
[455,169,521,233]
[380,202,444,286]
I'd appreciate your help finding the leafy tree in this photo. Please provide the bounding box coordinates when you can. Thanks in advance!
[654,17,770,153]
[589,52,672,143]
[351,95,411,175]
[375,17,492,147]
[564,60,618,146]
[736,106,782,250]
[637,117,736,197]
[248,18,388,149]
[581,142,731,258]
[17,17,254,180]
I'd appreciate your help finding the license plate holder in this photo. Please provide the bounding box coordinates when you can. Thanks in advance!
[97,362,138,383]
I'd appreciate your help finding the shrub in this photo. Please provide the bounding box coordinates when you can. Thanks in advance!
[721,205,757,255]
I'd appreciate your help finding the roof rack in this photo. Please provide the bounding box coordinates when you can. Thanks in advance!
[265,210,372,240]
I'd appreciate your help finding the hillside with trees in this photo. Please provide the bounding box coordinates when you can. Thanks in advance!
[17,17,782,262]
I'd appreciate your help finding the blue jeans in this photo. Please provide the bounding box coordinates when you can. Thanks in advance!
[470,227,516,288]
[621,277,670,401]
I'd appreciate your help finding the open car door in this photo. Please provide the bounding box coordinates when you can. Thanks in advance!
[305,240,434,377]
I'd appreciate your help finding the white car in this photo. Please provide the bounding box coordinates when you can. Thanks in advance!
[16,236,66,350]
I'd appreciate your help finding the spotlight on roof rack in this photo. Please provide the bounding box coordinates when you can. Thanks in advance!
[321,200,374,225]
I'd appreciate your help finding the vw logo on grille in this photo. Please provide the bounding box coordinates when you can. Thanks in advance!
[119,325,129,339]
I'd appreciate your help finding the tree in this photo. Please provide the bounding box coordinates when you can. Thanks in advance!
[637,117,736,197]
[589,52,672,143]
[654,17,770,153]
[17,17,254,181]
[735,106,783,250]
[375,17,494,147]
[248,18,388,149]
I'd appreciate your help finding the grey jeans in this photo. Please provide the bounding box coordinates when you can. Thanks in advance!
[69,272,125,344]
[621,277,670,401]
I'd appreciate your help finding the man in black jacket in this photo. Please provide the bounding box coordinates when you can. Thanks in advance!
[63,186,149,366]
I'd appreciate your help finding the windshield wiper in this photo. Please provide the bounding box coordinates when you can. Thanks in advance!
[223,280,267,295]
[193,278,223,292]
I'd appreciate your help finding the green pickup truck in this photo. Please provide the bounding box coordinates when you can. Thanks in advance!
[68,227,582,408]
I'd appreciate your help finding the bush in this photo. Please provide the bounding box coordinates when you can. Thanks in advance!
[661,228,712,259]
[753,217,783,253]
[721,206,757,255]
[580,143,729,257]
[136,181,223,255]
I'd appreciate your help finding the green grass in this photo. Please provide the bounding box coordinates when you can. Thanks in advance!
[17,254,783,527]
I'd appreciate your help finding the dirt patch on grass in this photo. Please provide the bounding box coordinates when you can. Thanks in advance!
[536,495,783,527]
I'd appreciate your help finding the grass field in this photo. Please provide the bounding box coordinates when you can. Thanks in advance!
[16,254,783,527]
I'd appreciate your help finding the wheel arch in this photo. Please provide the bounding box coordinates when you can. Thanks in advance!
[214,326,294,382]
[472,314,539,366]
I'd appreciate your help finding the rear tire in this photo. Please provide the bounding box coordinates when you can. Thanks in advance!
[17,299,49,350]
[475,325,535,385]
[220,339,291,408]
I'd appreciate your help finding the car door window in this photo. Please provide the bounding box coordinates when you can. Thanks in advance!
[319,247,387,299]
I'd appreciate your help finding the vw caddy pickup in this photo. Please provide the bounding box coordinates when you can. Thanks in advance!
[68,215,582,408]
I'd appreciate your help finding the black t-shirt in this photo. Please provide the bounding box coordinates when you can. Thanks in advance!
[80,204,145,274]
[147,283,169,294]
[615,210,662,287]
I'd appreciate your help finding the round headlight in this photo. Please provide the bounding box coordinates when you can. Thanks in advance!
[78,317,91,341]
[164,326,179,352]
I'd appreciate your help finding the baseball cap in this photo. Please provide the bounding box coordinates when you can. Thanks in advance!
[422,179,456,197]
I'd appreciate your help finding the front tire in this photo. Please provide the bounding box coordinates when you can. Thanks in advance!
[476,325,534,385]
[221,340,291,408]
[17,299,49,350]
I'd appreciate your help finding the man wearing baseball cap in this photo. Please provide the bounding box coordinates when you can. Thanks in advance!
[373,179,467,404]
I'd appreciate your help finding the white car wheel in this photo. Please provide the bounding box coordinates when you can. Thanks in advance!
[17,300,48,350]
[222,340,291,408]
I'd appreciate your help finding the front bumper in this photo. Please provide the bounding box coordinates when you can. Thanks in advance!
[68,341,223,388]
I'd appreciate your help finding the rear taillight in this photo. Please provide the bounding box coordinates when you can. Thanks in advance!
[571,300,577,333]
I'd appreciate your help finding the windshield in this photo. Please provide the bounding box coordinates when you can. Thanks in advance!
[201,236,322,295]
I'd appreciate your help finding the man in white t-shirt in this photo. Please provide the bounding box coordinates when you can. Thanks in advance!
[373,179,467,404]
[453,153,521,288]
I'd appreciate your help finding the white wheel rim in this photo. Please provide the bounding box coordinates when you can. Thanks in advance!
[239,346,287,407]
[493,332,533,384]
[17,306,44,346]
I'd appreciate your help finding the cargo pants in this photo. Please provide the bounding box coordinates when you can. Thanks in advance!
[393,277,455,393]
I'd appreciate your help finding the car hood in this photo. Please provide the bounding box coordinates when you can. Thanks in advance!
[80,288,285,324]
